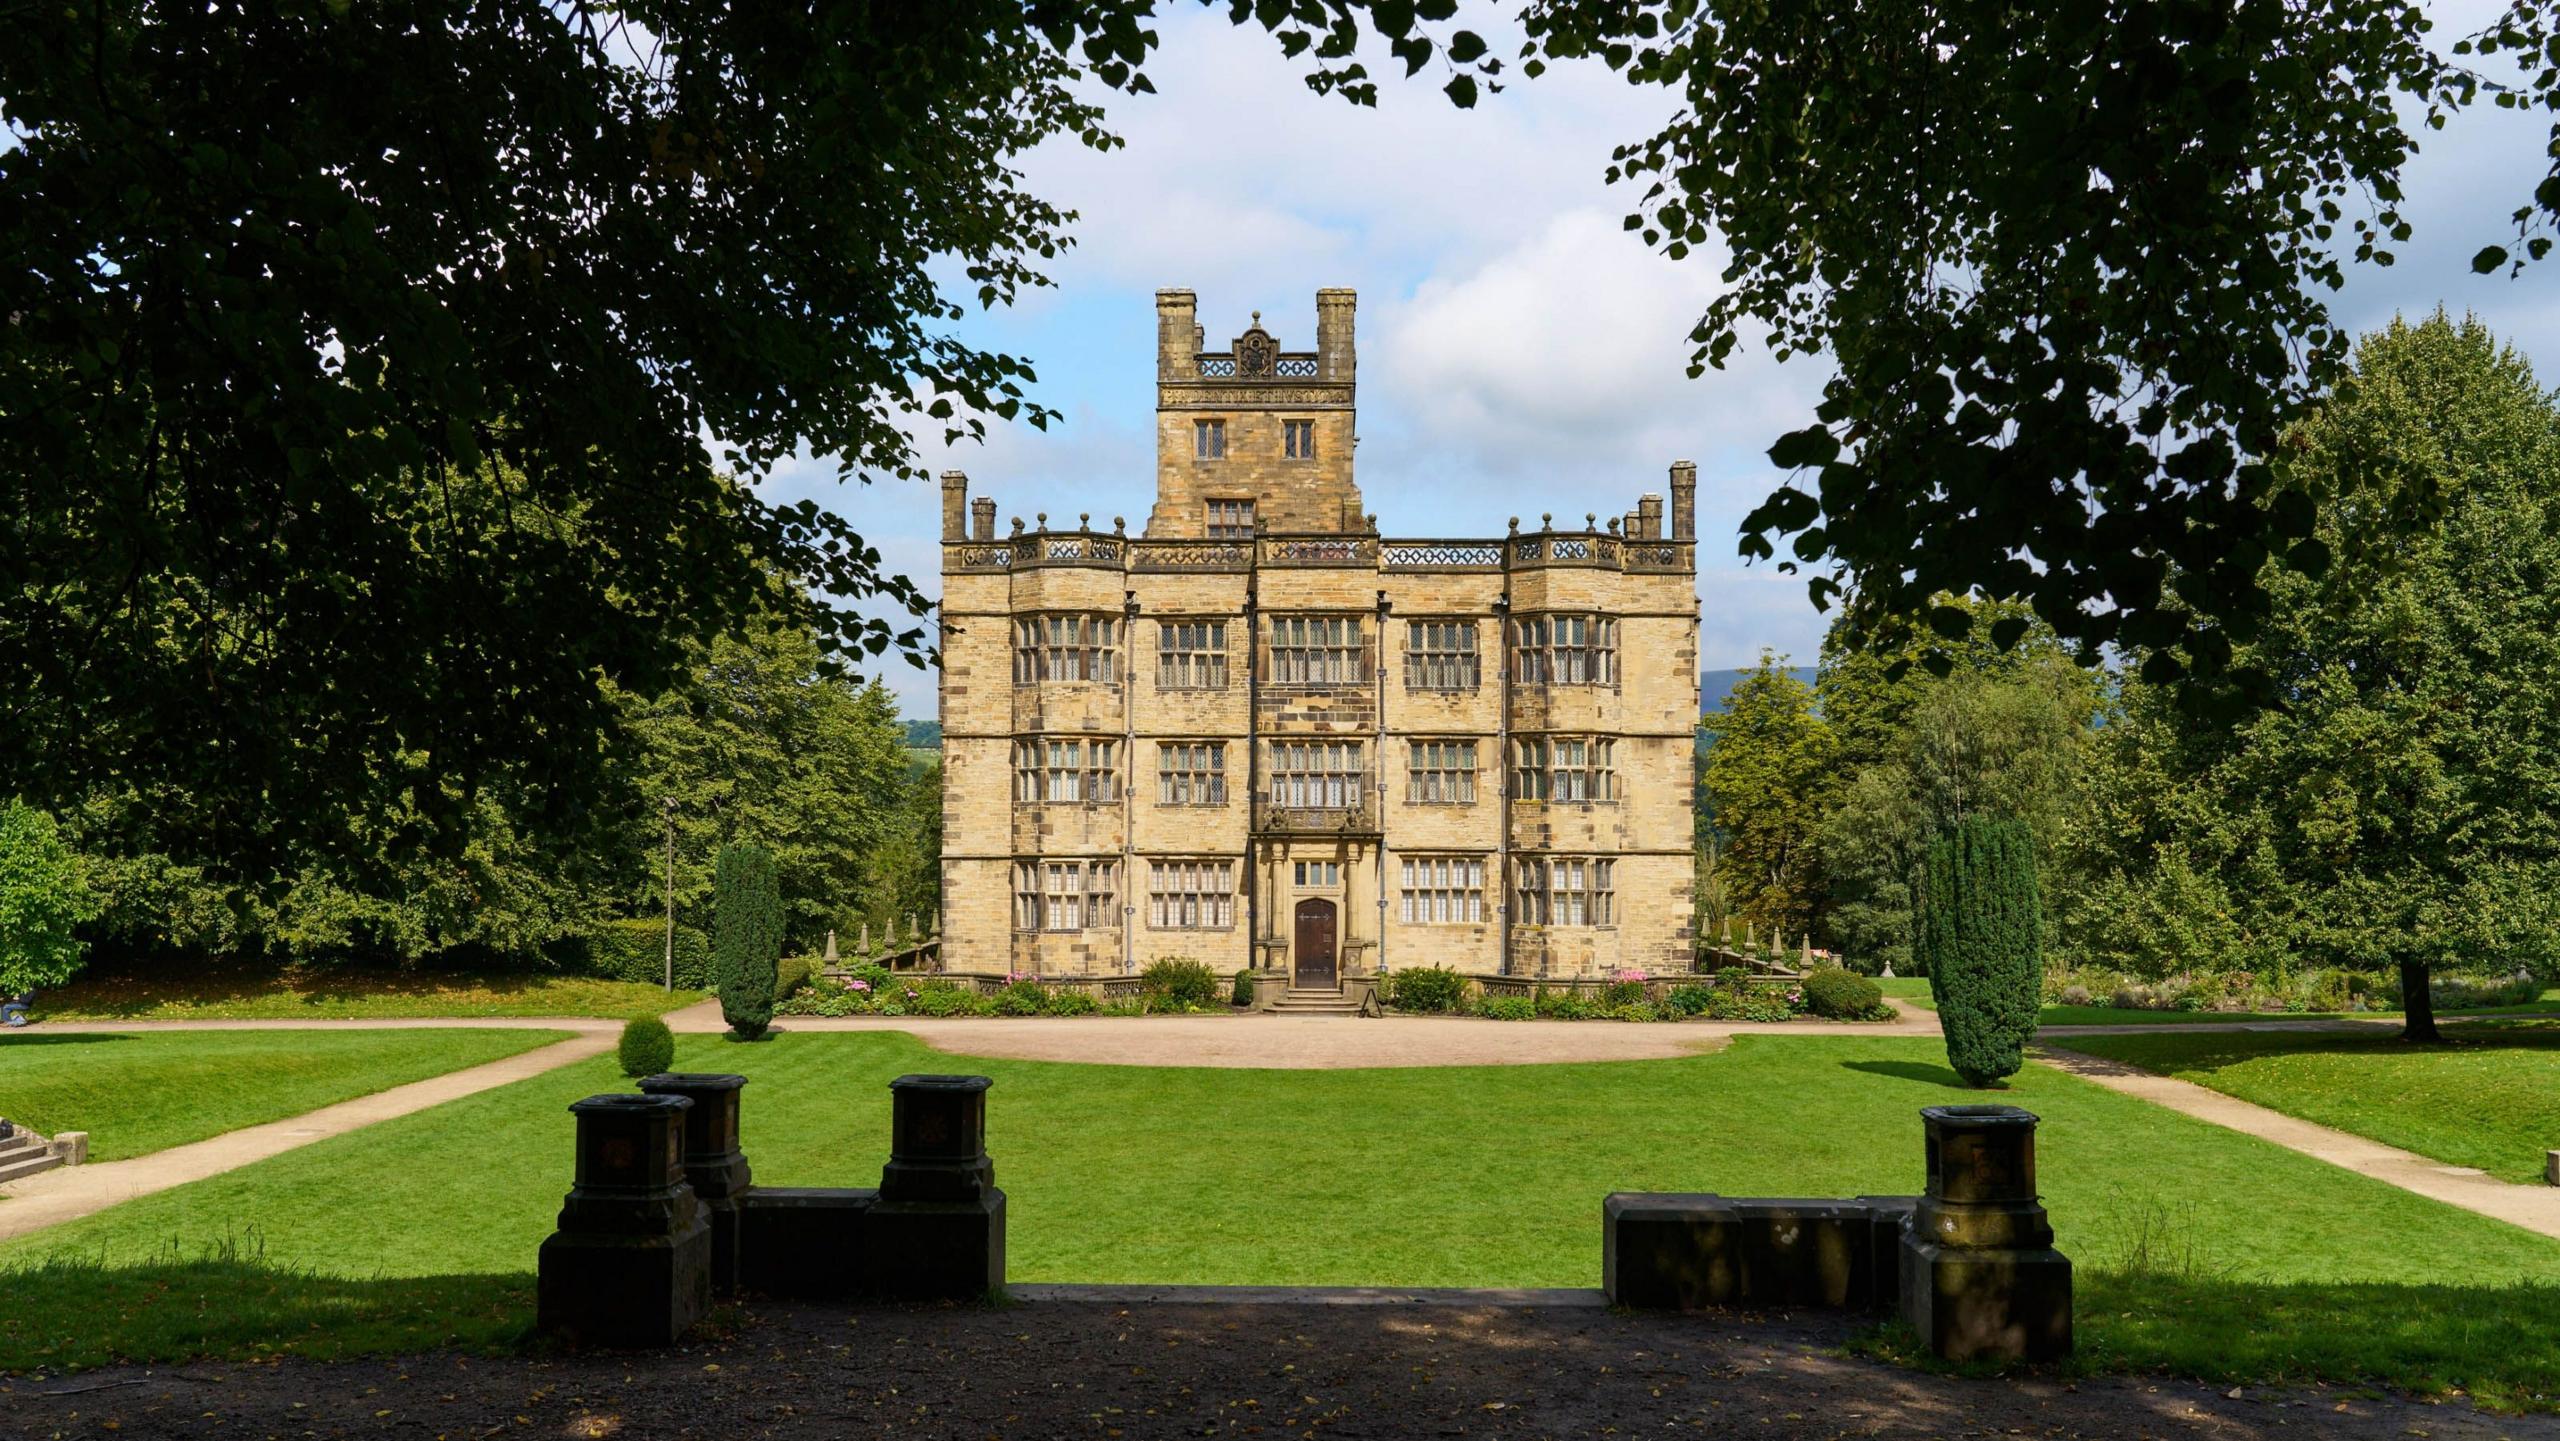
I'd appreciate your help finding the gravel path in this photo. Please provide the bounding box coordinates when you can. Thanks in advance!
[7,1294,2547,1440]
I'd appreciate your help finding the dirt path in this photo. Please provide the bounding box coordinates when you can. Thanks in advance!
[8,1294,2547,1440]
[2039,1044,2560,1241]
[0,1031,606,1242]
[656,1002,1945,1066]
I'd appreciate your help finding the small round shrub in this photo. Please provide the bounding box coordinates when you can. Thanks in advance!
[1383,965,1468,1014]
[1231,969,1254,1007]
[1139,957,1220,1009]
[1601,979,1647,1008]
[776,955,817,1001]
[1478,995,1537,1021]
[1044,986,1101,1016]
[1612,1001,1664,1023]
[1802,965,1885,1020]
[617,1017,675,1078]
[1664,983,1714,1017]
[1535,990,1599,1021]
[993,979,1048,1016]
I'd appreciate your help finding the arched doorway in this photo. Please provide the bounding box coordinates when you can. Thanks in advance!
[1292,897,1338,990]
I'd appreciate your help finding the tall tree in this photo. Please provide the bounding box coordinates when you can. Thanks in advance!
[1700,653,1834,934]
[2073,315,2560,1040]
[2,2,1128,863]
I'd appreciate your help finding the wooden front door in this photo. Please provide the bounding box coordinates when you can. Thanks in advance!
[1293,898,1338,990]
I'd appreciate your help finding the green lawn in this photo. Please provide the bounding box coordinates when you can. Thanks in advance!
[0,1029,571,1162]
[2056,1020,2560,1184]
[34,966,704,1021]
[7,1031,2558,1407]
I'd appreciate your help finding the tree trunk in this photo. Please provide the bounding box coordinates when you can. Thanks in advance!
[2398,958,2443,1043]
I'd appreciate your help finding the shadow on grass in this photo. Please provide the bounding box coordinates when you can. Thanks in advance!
[1839,1059,1975,1089]
[0,1253,533,1373]
[2071,1269,2560,1412]
[0,1033,137,1049]
[2084,1021,2560,1078]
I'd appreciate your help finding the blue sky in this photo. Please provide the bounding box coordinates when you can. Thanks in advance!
[761,3,2560,719]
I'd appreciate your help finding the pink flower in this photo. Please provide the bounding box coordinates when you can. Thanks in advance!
[846,978,871,993]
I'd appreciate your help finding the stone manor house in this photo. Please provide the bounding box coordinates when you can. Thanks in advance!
[938,288,1699,994]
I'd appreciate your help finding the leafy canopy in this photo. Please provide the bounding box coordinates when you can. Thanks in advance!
[0,1,1129,857]
[1185,0,2560,688]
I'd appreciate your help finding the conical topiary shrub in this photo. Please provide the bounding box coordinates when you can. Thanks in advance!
[714,844,783,1040]
[1917,813,2042,1087]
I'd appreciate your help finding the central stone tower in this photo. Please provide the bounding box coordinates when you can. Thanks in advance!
[1145,288,1365,538]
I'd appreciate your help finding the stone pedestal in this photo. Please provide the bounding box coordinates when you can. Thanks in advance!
[1898,1104,2072,1362]
[864,1075,1006,1300]
[537,1093,713,1347]
[638,1073,752,1296]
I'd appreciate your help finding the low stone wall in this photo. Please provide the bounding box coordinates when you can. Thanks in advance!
[1604,1104,2072,1363]
[536,1072,1006,1347]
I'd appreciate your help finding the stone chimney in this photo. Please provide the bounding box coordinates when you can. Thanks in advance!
[1157,289,1201,380]
[970,496,996,542]
[1316,287,1357,383]
[940,471,969,542]
[1638,493,1664,540]
[1669,461,1698,541]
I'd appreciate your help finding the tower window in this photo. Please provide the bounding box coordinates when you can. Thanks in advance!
[1404,620,1480,690]
[1284,419,1315,459]
[1013,614,1118,684]
[1516,856,1615,926]
[1194,419,1226,459]
[1205,500,1255,540]
[1407,740,1478,804]
[1148,860,1236,930]
[1270,741,1363,810]
[1268,615,1365,686]
[1400,856,1487,924]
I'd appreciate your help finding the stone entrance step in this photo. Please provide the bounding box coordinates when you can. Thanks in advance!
[1269,988,1360,1016]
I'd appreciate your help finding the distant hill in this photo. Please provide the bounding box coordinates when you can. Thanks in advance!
[903,719,941,749]
[1698,666,1817,717]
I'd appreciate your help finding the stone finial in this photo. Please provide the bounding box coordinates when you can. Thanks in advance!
[1114,516,1126,534]
[1079,512,1090,530]
[1541,512,1552,529]
[1035,512,1047,532]
[823,930,839,966]
[1010,517,1024,535]
[1608,517,1621,534]
[1508,517,1520,535]
[1586,512,1597,530]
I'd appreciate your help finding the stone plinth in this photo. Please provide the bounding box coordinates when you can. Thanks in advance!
[537,1093,712,1347]
[737,1187,878,1298]
[638,1073,752,1296]
[866,1074,1006,1300]
[1898,1105,2071,1362]
[1603,1194,1909,1311]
